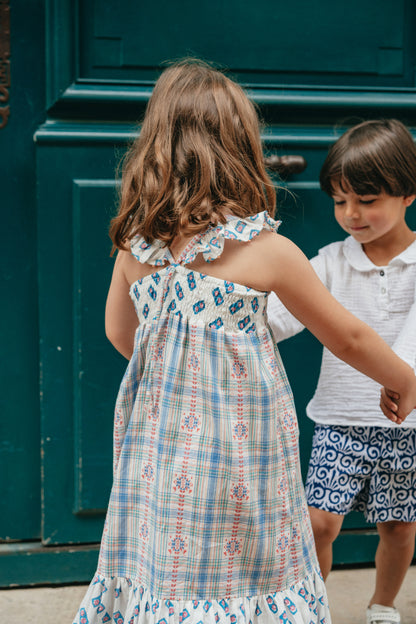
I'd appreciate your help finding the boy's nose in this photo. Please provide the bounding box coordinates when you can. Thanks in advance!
[345,202,359,218]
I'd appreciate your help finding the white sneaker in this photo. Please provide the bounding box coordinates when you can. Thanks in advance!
[366,604,401,624]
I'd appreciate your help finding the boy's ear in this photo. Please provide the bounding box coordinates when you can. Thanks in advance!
[404,195,416,208]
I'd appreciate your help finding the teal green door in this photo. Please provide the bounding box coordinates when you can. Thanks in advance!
[0,0,44,544]
[3,0,416,585]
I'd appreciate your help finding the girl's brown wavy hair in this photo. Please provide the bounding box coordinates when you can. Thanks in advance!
[110,59,276,250]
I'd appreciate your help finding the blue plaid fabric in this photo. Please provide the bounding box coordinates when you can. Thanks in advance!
[74,213,330,624]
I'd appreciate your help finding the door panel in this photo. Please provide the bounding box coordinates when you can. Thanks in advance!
[37,142,125,543]
[80,0,412,85]
[72,180,120,515]
[48,0,416,121]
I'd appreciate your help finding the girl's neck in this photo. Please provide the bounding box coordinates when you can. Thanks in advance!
[362,226,416,266]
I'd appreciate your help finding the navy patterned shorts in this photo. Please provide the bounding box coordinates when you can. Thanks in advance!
[305,424,416,523]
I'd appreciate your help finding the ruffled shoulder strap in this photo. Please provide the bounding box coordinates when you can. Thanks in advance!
[183,211,281,264]
[130,236,173,266]
[130,211,280,266]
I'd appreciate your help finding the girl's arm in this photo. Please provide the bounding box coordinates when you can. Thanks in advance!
[259,234,416,423]
[105,251,139,360]
[267,252,328,342]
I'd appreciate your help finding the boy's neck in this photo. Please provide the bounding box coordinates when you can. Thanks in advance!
[362,227,416,266]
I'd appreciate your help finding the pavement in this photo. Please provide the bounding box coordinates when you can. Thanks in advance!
[1,566,415,624]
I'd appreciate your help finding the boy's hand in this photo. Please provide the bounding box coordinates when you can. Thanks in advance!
[380,387,404,424]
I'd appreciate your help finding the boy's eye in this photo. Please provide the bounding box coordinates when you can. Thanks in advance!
[359,198,377,205]
[333,200,345,206]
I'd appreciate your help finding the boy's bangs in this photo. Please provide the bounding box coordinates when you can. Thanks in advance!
[341,169,384,196]
[334,150,386,196]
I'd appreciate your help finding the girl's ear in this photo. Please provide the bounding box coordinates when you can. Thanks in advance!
[404,195,416,208]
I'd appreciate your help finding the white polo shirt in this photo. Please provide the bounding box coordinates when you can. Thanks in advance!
[267,235,416,428]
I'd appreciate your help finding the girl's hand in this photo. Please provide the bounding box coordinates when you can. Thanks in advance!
[380,383,416,425]
[380,388,403,424]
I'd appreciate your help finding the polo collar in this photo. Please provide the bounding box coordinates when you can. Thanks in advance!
[343,234,416,271]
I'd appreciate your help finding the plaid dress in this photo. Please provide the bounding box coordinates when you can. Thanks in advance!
[74,212,331,624]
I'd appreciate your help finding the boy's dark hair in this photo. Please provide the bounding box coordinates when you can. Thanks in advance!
[320,119,416,198]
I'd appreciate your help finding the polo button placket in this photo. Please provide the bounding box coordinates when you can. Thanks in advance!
[379,268,389,319]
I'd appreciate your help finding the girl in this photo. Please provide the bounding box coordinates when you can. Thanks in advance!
[268,119,416,624]
[74,68,416,624]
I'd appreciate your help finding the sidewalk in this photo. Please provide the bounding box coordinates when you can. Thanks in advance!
[1,566,415,624]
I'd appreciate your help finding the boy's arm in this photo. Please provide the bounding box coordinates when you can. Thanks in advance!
[381,278,416,414]
[391,279,416,371]
[267,252,328,342]
[267,292,304,341]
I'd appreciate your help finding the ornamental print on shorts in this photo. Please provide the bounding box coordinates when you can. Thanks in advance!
[74,213,331,624]
[306,424,416,523]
